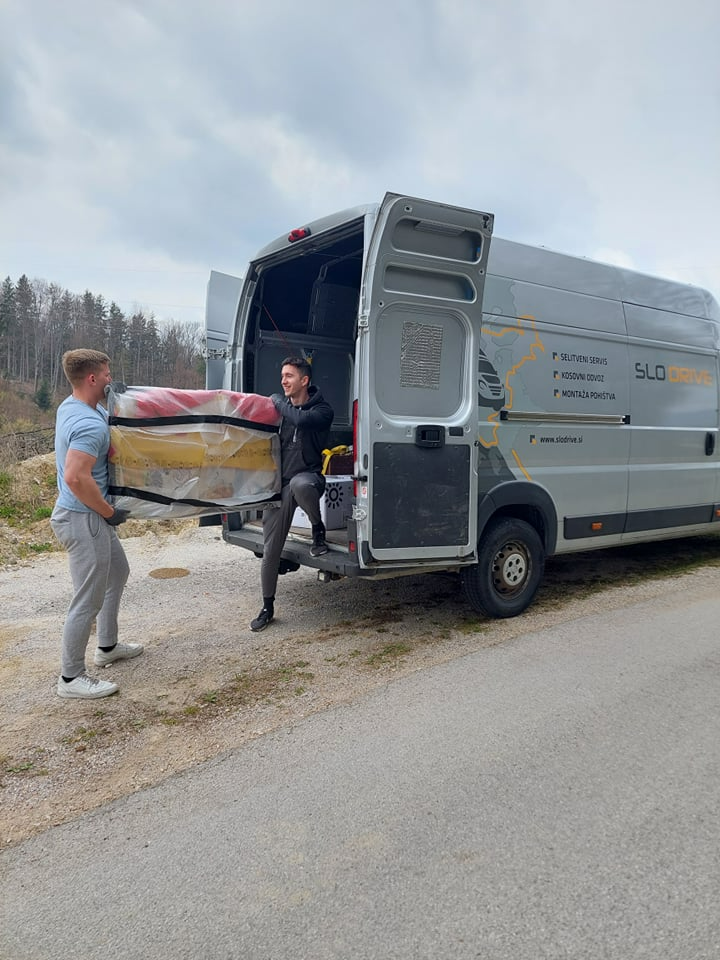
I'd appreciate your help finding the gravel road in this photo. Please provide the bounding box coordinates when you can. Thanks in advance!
[2,522,720,847]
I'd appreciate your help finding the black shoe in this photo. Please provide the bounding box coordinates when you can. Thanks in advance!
[278,559,300,575]
[310,523,328,557]
[250,607,274,632]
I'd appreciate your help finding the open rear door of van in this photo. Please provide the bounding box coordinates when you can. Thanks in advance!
[359,193,494,563]
[205,270,244,390]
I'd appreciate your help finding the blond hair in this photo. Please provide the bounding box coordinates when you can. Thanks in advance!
[61,349,111,386]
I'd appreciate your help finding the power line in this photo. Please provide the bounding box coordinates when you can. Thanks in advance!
[110,299,204,310]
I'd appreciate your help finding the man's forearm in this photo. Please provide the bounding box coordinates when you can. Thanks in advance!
[66,476,114,517]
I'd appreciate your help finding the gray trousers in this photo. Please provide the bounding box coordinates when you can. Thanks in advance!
[260,472,325,598]
[50,507,130,678]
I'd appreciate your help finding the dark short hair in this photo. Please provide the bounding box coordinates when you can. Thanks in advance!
[281,356,312,381]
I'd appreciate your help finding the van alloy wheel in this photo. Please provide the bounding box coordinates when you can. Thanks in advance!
[462,517,545,618]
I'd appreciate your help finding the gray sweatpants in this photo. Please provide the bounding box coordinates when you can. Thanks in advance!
[50,507,130,678]
[260,472,325,598]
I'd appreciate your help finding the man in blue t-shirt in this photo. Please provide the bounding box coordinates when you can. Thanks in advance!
[51,349,143,699]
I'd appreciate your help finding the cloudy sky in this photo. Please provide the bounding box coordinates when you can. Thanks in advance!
[1,0,718,330]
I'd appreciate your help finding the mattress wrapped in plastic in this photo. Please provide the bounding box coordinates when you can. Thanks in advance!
[107,386,281,518]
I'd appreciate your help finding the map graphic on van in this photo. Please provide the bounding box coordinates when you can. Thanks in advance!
[477,348,505,411]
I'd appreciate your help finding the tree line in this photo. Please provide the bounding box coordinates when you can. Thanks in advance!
[0,274,206,400]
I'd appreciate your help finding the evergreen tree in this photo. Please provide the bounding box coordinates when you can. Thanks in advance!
[144,315,160,384]
[0,277,17,376]
[14,275,35,381]
[34,379,52,411]
[126,310,148,383]
[79,290,106,345]
[0,276,15,337]
[107,302,128,380]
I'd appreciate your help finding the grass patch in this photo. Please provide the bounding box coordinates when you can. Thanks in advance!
[0,453,62,564]
[3,761,49,777]
[60,725,110,746]
[185,662,317,714]
[365,641,413,666]
[7,761,35,773]
[158,713,181,726]
[0,747,51,780]
[46,661,323,753]
[455,619,489,635]
[539,535,720,608]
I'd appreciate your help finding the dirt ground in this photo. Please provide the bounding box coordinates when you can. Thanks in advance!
[3,468,720,849]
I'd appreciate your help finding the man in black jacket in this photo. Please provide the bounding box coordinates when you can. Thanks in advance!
[251,356,334,632]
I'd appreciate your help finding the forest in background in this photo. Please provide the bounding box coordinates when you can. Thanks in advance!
[0,274,206,411]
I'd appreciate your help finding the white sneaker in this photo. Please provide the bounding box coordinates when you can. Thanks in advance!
[94,642,144,667]
[57,673,119,699]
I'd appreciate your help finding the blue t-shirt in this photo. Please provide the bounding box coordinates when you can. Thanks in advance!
[54,397,110,512]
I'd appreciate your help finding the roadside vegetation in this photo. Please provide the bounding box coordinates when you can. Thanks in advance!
[0,454,59,563]
[0,451,197,566]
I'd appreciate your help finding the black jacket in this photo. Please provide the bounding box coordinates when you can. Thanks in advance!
[272,386,334,475]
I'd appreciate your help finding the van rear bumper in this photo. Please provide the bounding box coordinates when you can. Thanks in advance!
[220,516,467,580]
[221,518,366,578]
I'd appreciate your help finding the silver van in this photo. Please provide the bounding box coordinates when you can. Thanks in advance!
[205,193,720,617]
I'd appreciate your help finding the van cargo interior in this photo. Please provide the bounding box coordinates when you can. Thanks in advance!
[242,220,364,451]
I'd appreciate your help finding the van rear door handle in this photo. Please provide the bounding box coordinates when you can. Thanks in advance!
[706,432,715,456]
[415,425,445,449]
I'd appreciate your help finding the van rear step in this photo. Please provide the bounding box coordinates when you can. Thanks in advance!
[222,516,362,578]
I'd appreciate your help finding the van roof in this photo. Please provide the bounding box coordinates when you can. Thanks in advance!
[489,237,720,321]
[254,200,720,322]
[255,204,375,260]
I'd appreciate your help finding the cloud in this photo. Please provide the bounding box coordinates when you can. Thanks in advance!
[1,0,718,329]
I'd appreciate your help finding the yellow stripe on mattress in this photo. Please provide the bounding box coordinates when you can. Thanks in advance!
[109,427,277,470]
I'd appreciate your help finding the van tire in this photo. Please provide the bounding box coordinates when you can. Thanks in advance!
[462,518,544,618]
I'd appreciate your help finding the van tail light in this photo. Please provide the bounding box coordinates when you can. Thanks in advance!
[288,227,311,243]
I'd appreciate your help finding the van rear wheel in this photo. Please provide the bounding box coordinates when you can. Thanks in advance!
[462,518,544,618]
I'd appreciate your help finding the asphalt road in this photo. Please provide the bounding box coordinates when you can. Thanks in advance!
[2,587,719,960]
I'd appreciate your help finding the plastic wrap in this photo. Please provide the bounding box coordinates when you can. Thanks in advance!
[107,386,281,519]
